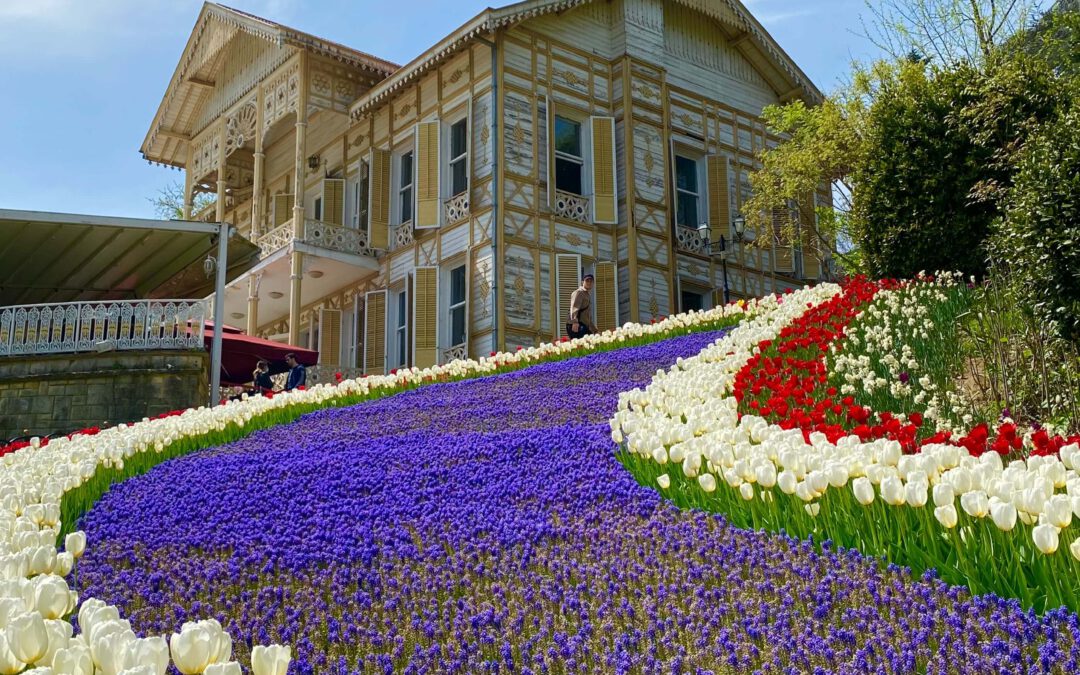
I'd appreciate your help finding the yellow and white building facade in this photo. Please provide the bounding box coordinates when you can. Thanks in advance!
[141,0,829,381]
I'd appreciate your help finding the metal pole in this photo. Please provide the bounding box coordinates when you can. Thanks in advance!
[209,223,229,406]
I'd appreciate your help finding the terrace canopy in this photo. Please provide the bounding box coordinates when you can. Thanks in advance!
[0,209,261,306]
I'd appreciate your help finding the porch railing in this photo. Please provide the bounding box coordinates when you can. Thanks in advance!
[0,299,206,357]
[553,190,590,223]
[256,218,376,258]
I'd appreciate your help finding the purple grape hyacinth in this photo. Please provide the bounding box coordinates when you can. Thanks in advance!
[77,332,1080,673]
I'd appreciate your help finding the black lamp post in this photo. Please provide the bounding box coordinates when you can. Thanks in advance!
[710,215,747,304]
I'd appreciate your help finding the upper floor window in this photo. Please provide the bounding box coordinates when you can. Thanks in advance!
[449,119,468,197]
[675,155,701,229]
[313,196,323,222]
[449,264,467,347]
[554,115,584,195]
[397,150,414,224]
[351,160,369,231]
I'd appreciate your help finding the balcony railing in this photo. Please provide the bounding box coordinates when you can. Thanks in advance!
[0,299,206,357]
[554,190,590,223]
[444,192,470,225]
[443,343,468,363]
[675,225,712,255]
[256,218,375,258]
[391,223,414,251]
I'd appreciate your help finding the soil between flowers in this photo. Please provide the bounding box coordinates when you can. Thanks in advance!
[77,332,1080,674]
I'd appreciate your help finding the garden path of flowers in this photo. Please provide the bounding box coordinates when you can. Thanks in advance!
[78,332,1080,674]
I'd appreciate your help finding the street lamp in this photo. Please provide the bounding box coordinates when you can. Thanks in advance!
[732,215,747,243]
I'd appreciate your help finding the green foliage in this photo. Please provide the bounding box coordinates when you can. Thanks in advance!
[149,181,213,220]
[992,102,1080,347]
[854,56,1063,279]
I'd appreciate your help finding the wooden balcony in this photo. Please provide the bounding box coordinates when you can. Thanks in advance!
[675,225,712,255]
[256,218,377,260]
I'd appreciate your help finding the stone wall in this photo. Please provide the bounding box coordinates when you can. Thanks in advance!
[0,351,209,440]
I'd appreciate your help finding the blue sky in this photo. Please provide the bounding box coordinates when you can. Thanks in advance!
[0,0,879,219]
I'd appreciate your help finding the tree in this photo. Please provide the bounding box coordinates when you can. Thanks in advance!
[862,0,1043,65]
[742,85,870,268]
[853,55,1062,278]
[149,181,213,220]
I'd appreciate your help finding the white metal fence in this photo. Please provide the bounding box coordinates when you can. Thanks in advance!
[0,299,207,357]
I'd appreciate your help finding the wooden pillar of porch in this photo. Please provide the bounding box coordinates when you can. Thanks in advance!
[252,84,266,239]
[288,53,309,346]
[183,146,194,220]
[246,274,260,337]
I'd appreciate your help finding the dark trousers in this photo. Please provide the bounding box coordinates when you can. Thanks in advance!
[566,322,591,339]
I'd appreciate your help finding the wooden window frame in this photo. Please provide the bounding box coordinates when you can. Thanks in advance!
[553,114,586,197]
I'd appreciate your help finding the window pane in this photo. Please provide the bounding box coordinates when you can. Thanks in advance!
[401,152,413,187]
[554,116,581,156]
[451,307,466,346]
[451,265,466,304]
[681,290,705,312]
[397,330,407,366]
[401,187,412,223]
[675,156,698,192]
[555,157,583,195]
[314,197,322,222]
[451,159,468,196]
[676,193,699,228]
[397,292,407,327]
[451,120,468,158]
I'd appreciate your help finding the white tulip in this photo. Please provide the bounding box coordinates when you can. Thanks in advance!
[118,667,157,675]
[804,503,820,517]
[52,554,73,579]
[852,477,875,506]
[777,470,797,495]
[1045,495,1073,529]
[170,625,212,675]
[204,662,241,675]
[41,619,72,669]
[63,533,86,560]
[904,480,928,508]
[123,636,168,675]
[0,632,25,675]
[52,644,93,675]
[250,645,291,675]
[989,500,1017,531]
[697,473,716,493]
[880,476,905,506]
[934,504,958,529]
[960,491,989,519]
[739,483,754,501]
[1071,538,1080,562]
[91,627,136,675]
[656,474,670,490]
[34,576,71,620]
[1033,524,1060,555]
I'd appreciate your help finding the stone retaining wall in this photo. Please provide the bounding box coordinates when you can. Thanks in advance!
[0,350,208,440]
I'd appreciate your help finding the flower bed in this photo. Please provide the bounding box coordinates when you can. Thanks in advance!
[77,332,1080,673]
[614,278,1080,612]
[0,304,752,674]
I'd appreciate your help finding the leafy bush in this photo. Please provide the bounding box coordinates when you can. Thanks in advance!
[993,103,1080,347]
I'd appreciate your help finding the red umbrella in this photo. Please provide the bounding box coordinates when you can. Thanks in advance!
[201,327,319,387]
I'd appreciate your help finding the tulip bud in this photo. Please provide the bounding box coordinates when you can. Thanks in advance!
[804,503,820,517]
[204,662,241,675]
[739,483,754,501]
[1033,523,1060,555]
[934,504,958,529]
[656,474,670,490]
[1071,538,1080,562]
[64,533,86,560]
[250,645,291,675]
[53,553,73,579]
[697,473,717,493]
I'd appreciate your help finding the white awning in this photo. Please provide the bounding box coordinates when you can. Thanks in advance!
[0,209,262,306]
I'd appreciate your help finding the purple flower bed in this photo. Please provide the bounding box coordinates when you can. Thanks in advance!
[78,333,1080,674]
